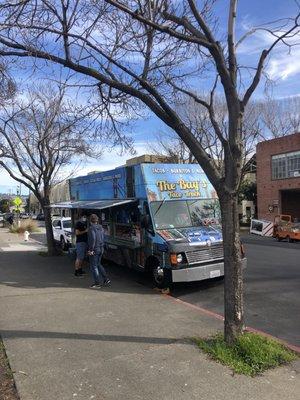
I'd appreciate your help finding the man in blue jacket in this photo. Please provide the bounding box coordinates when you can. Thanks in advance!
[87,214,111,288]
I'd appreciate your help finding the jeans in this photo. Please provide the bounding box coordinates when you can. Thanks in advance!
[89,252,108,284]
[76,242,87,261]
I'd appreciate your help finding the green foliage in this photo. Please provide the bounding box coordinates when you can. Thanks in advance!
[0,337,13,379]
[194,332,297,376]
[238,181,257,204]
[0,198,12,213]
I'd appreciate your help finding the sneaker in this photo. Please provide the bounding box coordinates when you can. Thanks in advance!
[78,268,86,275]
[74,271,84,278]
[103,279,111,286]
[90,284,101,289]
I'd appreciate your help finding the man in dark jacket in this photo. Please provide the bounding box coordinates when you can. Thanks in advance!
[87,214,110,288]
[74,215,88,277]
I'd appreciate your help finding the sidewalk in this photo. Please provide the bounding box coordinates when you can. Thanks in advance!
[0,229,299,400]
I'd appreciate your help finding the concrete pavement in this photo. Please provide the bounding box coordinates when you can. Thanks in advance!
[0,228,299,400]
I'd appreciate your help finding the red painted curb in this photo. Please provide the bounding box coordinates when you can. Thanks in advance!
[245,326,300,354]
[164,294,224,321]
[160,292,300,354]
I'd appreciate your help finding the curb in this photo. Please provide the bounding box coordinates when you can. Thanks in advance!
[160,292,300,354]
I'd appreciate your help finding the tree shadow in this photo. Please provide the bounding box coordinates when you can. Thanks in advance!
[0,329,191,346]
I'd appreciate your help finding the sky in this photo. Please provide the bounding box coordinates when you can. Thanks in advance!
[1,0,299,193]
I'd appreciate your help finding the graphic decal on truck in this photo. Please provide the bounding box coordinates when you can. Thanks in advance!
[158,226,222,246]
[142,164,217,201]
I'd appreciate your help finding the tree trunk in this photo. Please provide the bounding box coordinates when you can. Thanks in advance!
[42,198,58,256]
[219,192,244,344]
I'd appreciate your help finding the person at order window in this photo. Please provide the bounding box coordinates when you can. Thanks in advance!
[87,214,111,289]
[74,215,88,277]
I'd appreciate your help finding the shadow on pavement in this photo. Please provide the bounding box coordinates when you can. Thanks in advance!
[0,329,191,346]
[0,250,154,295]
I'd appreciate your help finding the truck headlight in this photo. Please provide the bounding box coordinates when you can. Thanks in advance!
[177,253,183,263]
[170,252,185,266]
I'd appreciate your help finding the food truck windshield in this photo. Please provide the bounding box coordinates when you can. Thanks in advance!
[150,199,220,230]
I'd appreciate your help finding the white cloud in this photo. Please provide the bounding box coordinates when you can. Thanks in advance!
[267,47,300,80]
[237,26,300,81]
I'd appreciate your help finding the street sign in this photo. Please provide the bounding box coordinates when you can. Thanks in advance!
[13,197,23,213]
[13,197,23,207]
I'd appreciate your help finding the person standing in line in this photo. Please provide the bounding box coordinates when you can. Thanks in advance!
[74,215,88,277]
[7,214,14,226]
[87,214,111,288]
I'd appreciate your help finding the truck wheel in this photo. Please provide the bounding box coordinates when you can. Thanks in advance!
[276,235,282,242]
[152,265,172,289]
[287,236,294,243]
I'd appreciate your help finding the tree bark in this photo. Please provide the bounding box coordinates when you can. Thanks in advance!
[41,197,58,256]
[219,192,244,344]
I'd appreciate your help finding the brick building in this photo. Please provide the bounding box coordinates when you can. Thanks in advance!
[256,132,300,220]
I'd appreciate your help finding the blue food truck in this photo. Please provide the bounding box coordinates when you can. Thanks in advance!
[54,161,239,287]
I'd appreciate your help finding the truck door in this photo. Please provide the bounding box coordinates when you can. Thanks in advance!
[141,202,155,257]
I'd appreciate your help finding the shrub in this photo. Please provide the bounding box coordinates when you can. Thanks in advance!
[9,219,39,234]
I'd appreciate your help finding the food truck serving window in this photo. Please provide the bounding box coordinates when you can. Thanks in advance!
[150,199,220,230]
[115,203,140,241]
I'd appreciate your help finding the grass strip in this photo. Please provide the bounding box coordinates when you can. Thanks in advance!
[194,332,297,376]
[0,336,19,399]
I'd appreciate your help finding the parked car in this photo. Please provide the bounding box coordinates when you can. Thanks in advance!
[52,217,72,250]
[20,213,30,219]
[36,213,45,221]
[5,213,14,225]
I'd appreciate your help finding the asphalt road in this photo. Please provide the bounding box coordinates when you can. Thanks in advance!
[31,227,300,347]
[103,234,300,347]
[171,234,300,347]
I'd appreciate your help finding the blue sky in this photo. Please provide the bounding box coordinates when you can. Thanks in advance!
[1,0,300,193]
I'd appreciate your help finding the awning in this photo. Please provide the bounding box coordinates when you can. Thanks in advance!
[50,199,137,210]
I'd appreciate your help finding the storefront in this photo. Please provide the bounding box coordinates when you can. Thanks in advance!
[256,133,300,221]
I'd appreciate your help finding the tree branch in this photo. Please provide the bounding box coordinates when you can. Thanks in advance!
[242,12,300,107]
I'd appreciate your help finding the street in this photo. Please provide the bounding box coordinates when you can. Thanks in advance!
[31,228,300,347]
[171,234,300,347]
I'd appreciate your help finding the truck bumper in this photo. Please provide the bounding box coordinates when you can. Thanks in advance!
[172,258,247,283]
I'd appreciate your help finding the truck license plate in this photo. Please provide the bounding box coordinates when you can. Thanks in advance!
[210,270,221,278]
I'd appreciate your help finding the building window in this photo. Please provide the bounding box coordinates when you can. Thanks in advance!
[272,151,300,179]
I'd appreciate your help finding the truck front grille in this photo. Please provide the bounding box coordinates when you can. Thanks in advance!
[186,244,224,265]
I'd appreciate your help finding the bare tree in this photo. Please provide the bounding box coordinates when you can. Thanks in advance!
[260,96,300,138]
[150,96,262,171]
[0,84,101,255]
[0,60,16,103]
[0,0,299,343]
[150,130,195,164]
[153,93,300,165]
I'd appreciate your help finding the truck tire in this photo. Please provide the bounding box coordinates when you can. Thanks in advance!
[276,235,282,242]
[287,236,294,243]
[152,264,172,289]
